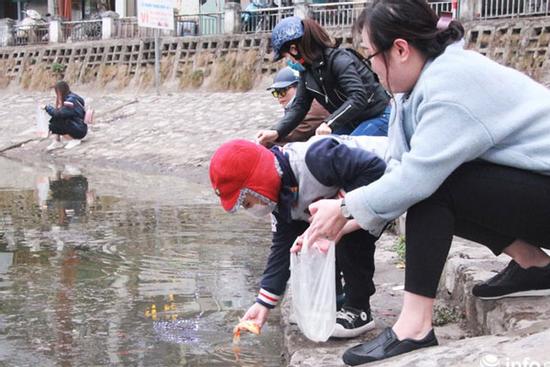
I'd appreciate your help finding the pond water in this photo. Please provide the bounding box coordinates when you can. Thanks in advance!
[0,158,282,367]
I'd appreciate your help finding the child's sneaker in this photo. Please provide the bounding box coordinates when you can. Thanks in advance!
[331,306,375,338]
[64,139,81,150]
[46,140,64,151]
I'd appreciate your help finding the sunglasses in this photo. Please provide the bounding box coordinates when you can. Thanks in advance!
[271,88,289,98]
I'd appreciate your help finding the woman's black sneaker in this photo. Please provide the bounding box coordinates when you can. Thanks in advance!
[342,327,438,365]
[331,306,375,338]
[472,260,550,300]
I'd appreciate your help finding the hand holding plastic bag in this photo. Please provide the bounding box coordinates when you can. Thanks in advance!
[290,230,336,342]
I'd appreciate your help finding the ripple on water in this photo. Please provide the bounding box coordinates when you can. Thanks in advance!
[0,164,282,367]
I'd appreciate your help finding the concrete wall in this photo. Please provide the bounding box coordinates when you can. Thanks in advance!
[0,17,549,91]
[464,17,550,86]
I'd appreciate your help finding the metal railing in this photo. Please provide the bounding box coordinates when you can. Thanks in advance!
[12,23,49,46]
[176,13,225,36]
[61,19,102,42]
[309,0,456,29]
[479,0,549,18]
[114,17,158,38]
[429,0,454,14]
[310,1,366,28]
[114,17,139,38]
[240,6,294,33]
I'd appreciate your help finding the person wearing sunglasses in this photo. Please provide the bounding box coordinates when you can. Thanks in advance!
[266,67,329,145]
[257,17,391,147]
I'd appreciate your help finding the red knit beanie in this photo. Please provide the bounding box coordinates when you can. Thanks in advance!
[209,139,282,212]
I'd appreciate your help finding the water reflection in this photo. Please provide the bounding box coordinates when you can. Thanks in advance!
[0,159,282,367]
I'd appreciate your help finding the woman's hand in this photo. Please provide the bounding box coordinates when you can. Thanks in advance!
[256,130,279,146]
[307,199,348,245]
[315,123,332,135]
[334,219,361,243]
[241,302,270,328]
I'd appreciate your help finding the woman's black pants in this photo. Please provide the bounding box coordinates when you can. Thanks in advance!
[405,162,550,298]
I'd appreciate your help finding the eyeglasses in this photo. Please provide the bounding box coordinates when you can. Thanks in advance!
[271,88,289,98]
[365,50,383,62]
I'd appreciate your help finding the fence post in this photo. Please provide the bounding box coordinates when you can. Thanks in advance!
[224,0,242,34]
[0,19,15,47]
[102,13,119,40]
[293,0,310,19]
[49,19,62,43]
[459,0,482,21]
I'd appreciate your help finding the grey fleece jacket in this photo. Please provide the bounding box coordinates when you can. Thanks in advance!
[345,41,550,236]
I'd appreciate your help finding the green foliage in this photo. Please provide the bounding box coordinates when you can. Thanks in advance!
[190,70,204,88]
[51,62,66,74]
[433,305,462,326]
[393,235,406,264]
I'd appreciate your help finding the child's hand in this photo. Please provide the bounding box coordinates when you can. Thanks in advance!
[241,302,270,328]
[290,235,304,253]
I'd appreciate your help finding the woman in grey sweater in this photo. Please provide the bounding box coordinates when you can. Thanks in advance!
[305,0,550,364]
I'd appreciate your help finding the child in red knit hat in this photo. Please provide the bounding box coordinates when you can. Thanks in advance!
[210,135,387,338]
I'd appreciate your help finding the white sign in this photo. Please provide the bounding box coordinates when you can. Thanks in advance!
[137,0,175,30]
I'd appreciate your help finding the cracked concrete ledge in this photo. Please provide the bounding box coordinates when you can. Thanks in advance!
[281,236,550,366]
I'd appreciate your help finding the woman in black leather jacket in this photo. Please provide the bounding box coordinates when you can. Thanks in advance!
[257,16,390,146]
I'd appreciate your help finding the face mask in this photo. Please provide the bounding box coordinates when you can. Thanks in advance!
[243,202,276,218]
[287,59,305,73]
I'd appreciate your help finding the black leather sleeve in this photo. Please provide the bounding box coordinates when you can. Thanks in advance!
[326,51,378,132]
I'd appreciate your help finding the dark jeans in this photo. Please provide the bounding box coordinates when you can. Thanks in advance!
[49,117,87,139]
[337,228,377,310]
[332,106,391,137]
[350,106,391,137]
[405,161,550,298]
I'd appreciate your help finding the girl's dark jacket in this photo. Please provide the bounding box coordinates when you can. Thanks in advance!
[273,47,390,138]
[45,92,86,127]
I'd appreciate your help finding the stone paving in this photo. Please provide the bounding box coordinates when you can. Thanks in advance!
[0,88,281,183]
[284,236,550,366]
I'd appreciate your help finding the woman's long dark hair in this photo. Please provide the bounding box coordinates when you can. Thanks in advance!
[281,18,336,64]
[54,80,71,101]
[356,0,464,59]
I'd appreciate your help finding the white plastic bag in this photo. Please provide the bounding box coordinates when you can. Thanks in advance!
[36,105,49,138]
[290,233,336,342]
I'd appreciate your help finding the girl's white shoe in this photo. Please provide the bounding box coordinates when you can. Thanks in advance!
[46,141,64,151]
[64,140,81,150]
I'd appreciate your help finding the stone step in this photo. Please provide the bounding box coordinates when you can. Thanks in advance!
[441,238,550,335]
[282,235,550,366]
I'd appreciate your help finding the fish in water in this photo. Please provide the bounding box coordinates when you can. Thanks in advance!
[232,320,261,344]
